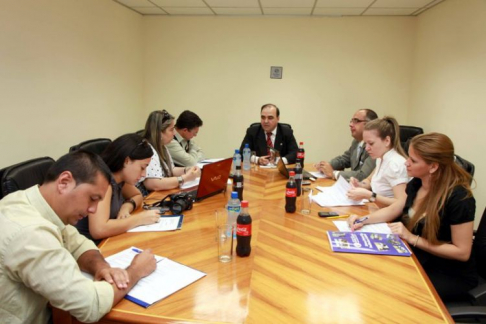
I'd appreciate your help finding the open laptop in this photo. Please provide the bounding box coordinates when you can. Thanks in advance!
[183,157,232,202]
[277,156,314,180]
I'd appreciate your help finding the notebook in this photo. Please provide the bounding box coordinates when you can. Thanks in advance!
[184,157,232,202]
[277,156,314,180]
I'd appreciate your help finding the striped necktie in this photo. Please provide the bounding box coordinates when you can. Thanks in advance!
[266,132,273,155]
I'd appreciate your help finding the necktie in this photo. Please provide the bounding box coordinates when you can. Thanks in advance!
[185,141,190,153]
[357,144,363,161]
[266,132,273,155]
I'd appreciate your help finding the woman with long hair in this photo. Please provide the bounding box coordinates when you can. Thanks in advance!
[348,133,477,301]
[347,116,409,207]
[76,134,162,245]
[139,110,200,194]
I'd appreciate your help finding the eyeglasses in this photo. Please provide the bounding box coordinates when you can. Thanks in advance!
[131,138,149,156]
[350,118,368,124]
[161,110,172,123]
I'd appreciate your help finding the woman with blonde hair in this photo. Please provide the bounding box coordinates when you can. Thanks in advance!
[348,133,477,301]
[347,116,409,207]
[139,110,200,194]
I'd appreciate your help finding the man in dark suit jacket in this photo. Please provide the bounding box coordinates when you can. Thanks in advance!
[240,104,298,165]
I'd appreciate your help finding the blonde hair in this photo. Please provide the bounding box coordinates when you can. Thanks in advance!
[364,116,407,158]
[142,110,175,177]
[407,133,472,244]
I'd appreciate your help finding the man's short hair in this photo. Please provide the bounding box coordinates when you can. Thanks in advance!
[43,150,111,185]
[362,109,378,121]
[175,110,203,130]
[261,103,280,117]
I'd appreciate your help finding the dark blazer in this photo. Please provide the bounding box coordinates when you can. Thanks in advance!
[329,139,375,181]
[240,123,298,164]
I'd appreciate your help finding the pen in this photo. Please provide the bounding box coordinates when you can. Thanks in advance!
[132,248,142,253]
[354,216,369,224]
[327,214,350,219]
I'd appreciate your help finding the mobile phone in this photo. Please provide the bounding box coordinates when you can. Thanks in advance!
[302,180,311,186]
[144,206,169,213]
[318,211,339,217]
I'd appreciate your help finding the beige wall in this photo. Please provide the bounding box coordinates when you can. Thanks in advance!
[410,0,486,223]
[143,16,415,164]
[0,0,144,166]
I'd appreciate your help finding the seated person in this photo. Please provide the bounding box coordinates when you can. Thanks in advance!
[315,109,378,181]
[139,110,200,194]
[348,133,477,302]
[240,103,298,165]
[347,116,409,207]
[76,134,162,245]
[166,110,205,167]
[0,150,156,323]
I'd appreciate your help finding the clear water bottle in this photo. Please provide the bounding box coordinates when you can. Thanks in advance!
[226,191,241,239]
[232,149,241,174]
[242,144,251,171]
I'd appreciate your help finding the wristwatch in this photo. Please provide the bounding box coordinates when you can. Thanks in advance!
[177,176,184,187]
[370,192,377,202]
[124,198,136,211]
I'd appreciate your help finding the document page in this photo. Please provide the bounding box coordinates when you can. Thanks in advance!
[332,220,392,234]
[312,177,365,207]
[128,215,183,232]
[180,177,200,189]
[105,247,206,307]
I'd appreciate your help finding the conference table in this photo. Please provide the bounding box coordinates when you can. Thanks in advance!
[91,164,452,323]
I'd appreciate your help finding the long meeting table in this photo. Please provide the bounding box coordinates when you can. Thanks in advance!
[85,164,452,324]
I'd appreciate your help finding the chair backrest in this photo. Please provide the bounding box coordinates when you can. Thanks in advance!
[399,125,424,153]
[135,129,144,136]
[69,138,111,155]
[1,157,55,198]
[474,207,486,281]
[455,155,475,179]
[249,122,292,129]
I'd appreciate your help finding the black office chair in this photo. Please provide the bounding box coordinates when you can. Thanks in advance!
[399,125,424,153]
[135,129,144,136]
[69,138,111,155]
[249,122,292,129]
[456,155,475,179]
[448,207,486,322]
[1,157,55,198]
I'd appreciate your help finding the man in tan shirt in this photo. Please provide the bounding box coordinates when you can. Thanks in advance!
[0,150,156,323]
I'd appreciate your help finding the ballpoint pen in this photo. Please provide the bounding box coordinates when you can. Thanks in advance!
[354,216,369,224]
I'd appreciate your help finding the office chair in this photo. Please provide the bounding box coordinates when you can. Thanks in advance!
[135,129,144,136]
[1,157,55,198]
[69,138,111,155]
[399,125,423,153]
[249,122,292,129]
[448,207,486,322]
[455,155,475,179]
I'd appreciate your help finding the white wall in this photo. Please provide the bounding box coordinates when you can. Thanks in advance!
[143,16,416,164]
[410,0,486,223]
[0,0,144,166]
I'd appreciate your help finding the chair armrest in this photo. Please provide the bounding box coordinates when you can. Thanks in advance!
[448,306,486,319]
[469,283,486,302]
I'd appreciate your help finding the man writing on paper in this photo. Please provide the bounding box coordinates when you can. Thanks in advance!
[240,103,298,165]
[0,151,156,324]
[166,110,204,166]
[315,109,378,181]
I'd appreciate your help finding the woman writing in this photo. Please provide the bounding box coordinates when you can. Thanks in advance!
[347,116,409,207]
[76,134,162,245]
[348,133,477,301]
[139,110,200,194]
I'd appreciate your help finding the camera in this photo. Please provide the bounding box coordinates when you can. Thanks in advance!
[166,192,194,214]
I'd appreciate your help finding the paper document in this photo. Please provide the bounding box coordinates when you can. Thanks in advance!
[180,177,200,189]
[259,165,277,169]
[128,215,183,232]
[327,231,411,256]
[105,247,206,308]
[308,171,327,179]
[332,220,392,234]
[312,177,365,207]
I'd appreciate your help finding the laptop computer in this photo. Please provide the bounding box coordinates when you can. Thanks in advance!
[276,157,314,180]
[183,157,232,202]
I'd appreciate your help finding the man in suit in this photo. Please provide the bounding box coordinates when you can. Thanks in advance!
[240,103,298,165]
[316,109,378,181]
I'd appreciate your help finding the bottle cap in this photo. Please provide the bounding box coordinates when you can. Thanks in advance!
[231,192,238,199]
[245,143,249,148]
[235,149,240,153]
[241,201,249,208]
[289,171,295,176]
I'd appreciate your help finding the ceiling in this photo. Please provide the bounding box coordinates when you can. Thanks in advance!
[112,0,445,16]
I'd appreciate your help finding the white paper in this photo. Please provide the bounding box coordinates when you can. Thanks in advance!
[128,216,182,232]
[308,171,327,179]
[105,247,206,306]
[312,177,365,207]
[332,221,392,234]
[259,165,277,169]
[180,177,200,189]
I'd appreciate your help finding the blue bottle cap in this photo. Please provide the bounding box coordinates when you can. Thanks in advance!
[245,143,249,148]
[231,192,238,199]
[235,149,240,153]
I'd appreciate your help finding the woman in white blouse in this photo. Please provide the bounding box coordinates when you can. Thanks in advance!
[347,116,409,208]
[139,110,200,194]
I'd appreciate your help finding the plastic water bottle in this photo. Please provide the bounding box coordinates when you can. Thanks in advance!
[242,144,251,171]
[232,149,241,174]
[227,191,241,239]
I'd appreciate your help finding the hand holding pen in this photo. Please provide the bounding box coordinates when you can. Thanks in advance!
[347,215,369,232]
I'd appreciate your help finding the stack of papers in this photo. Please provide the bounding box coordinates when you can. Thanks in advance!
[311,177,365,207]
[128,215,184,232]
[332,220,392,234]
[105,247,206,307]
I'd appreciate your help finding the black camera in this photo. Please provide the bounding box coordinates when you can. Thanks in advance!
[166,192,194,214]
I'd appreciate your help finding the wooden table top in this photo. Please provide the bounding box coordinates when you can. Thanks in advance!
[95,165,452,324]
